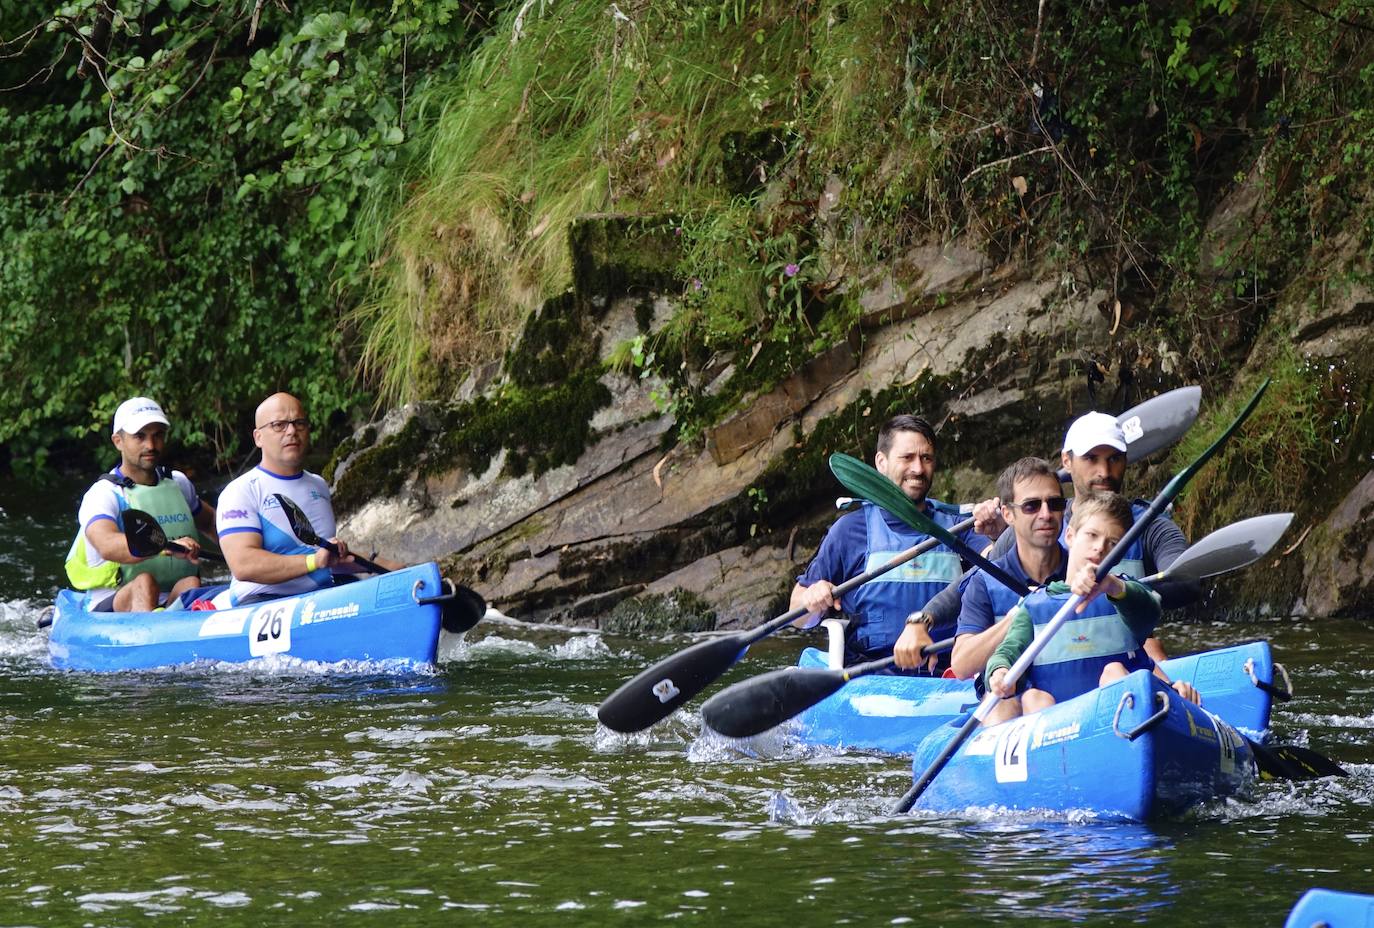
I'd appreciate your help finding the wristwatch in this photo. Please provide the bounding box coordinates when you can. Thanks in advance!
[905,610,934,629]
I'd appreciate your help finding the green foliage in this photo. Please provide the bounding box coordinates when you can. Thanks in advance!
[1170,347,1361,539]
[0,0,494,470]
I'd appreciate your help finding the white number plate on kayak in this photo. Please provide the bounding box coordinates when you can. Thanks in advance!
[994,717,1036,783]
[248,601,295,656]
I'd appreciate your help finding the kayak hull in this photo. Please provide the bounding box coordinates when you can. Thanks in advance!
[794,640,1276,752]
[908,670,1255,822]
[48,564,446,672]
[1284,889,1374,928]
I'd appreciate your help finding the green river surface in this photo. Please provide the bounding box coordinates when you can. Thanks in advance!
[1,479,1372,927]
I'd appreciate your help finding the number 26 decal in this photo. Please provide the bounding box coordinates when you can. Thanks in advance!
[248,602,295,656]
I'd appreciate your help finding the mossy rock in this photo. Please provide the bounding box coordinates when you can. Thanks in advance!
[601,589,717,636]
[568,214,681,308]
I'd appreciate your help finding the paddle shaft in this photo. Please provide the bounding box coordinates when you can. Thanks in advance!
[312,538,389,576]
[892,379,1271,814]
[825,638,955,680]
[161,540,225,564]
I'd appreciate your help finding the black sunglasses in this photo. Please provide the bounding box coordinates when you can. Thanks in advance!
[1011,496,1068,515]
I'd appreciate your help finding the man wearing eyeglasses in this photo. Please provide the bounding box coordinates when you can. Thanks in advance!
[216,392,402,606]
[790,414,990,675]
[64,397,216,612]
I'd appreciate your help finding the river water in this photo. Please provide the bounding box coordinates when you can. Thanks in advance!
[1,480,1372,925]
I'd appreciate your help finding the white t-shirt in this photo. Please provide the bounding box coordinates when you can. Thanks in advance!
[76,467,202,570]
[217,466,337,604]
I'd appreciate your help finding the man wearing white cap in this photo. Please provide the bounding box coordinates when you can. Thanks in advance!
[64,397,216,612]
[903,410,1201,702]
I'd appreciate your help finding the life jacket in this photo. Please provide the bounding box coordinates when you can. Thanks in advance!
[1061,499,1149,580]
[844,500,966,664]
[1021,582,1154,702]
[65,470,199,591]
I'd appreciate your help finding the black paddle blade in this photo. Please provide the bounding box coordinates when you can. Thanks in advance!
[597,634,749,733]
[441,584,487,634]
[123,508,169,557]
[1249,739,1348,781]
[700,666,848,738]
[272,493,321,546]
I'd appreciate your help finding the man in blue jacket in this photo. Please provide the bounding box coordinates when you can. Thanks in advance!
[790,414,988,674]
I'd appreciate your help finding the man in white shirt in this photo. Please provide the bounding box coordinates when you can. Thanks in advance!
[216,392,401,606]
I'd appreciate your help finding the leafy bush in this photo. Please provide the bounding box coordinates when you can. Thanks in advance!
[0,0,495,471]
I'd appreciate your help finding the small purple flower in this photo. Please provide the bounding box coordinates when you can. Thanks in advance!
[783,263,799,277]
[691,277,703,291]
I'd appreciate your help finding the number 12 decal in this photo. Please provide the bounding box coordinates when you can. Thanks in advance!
[248,601,295,656]
[994,718,1035,783]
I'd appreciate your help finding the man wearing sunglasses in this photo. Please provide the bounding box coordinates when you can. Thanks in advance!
[216,392,402,606]
[937,457,1067,719]
[907,411,1201,700]
[791,414,991,674]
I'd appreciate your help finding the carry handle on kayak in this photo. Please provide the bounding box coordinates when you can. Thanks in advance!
[413,578,487,634]
[1246,658,1294,703]
[1113,690,1170,742]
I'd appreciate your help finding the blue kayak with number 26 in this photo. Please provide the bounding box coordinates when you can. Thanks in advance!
[45,563,446,672]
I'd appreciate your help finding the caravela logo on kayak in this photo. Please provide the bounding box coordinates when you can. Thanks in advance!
[300,601,359,626]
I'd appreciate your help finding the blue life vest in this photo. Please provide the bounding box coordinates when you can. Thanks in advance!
[1061,499,1149,580]
[843,501,966,666]
[1021,585,1154,703]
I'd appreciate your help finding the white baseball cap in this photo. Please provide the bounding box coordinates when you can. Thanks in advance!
[1062,411,1127,456]
[112,397,170,436]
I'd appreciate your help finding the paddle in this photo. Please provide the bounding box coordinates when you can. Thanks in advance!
[594,387,1203,734]
[123,508,225,563]
[892,378,1270,814]
[270,493,487,634]
[700,637,953,738]
[272,493,389,575]
[702,512,1294,740]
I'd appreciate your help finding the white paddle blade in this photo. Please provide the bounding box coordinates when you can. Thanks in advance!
[1164,513,1295,582]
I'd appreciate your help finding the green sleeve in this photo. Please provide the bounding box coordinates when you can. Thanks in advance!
[1110,580,1163,640]
[986,603,1034,679]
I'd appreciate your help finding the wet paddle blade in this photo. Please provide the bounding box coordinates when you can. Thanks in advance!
[123,508,169,558]
[272,493,322,546]
[597,634,749,733]
[1162,513,1294,582]
[1116,385,1201,462]
[701,666,849,738]
[1249,739,1348,780]
[441,585,487,634]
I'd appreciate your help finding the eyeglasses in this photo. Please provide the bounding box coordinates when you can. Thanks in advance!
[257,418,310,433]
[1012,497,1067,515]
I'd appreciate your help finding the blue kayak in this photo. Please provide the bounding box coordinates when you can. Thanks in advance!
[47,563,447,671]
[907,669,1255,821]
[794,639,1282,753]
[1285,889,1374,927]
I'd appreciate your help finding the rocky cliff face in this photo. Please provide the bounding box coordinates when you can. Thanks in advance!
[330,215,1280,629]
